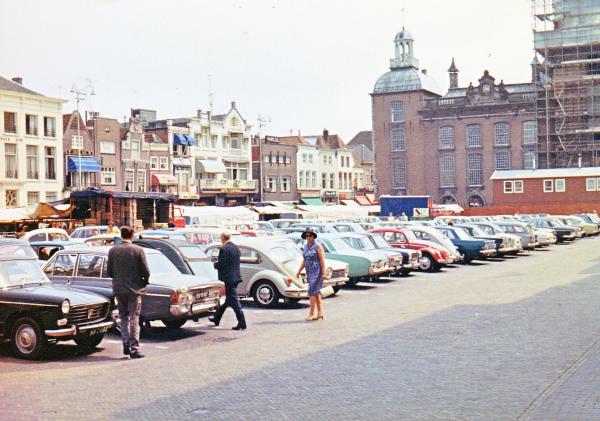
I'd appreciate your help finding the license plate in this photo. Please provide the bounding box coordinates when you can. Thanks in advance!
[195,290,210,300]
[88,326,110,336]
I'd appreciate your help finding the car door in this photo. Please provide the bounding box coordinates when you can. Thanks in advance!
[237,247,263,296]
[44,253,78,286]
[73,253,112,298]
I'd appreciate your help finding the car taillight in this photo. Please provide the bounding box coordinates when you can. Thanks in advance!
[219,286,225,297]
[170,291,179,304]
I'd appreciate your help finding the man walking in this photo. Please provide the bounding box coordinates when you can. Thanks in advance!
[209,232,246,330]
[107,226,150,358]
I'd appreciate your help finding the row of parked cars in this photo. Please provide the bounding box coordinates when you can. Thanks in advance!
[1,211,597,359]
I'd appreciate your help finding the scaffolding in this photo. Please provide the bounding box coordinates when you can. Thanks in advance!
[532,0,600,168]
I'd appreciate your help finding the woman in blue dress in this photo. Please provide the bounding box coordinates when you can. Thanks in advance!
[296,229,327,321]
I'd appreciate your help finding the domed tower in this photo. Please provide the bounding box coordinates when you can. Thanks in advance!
[391,28,419,69]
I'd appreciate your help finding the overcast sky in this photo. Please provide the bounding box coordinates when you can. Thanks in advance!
[1,0,533,141]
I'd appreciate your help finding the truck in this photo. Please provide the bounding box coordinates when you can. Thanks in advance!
[379,195,432,220]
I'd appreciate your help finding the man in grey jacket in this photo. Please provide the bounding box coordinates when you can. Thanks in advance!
[107,226,150,359]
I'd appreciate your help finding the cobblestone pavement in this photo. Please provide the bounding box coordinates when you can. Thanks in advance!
[2,237,600,420]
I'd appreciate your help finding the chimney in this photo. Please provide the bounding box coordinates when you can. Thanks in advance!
[448,57,459,89]
[298,129,301,136]
[197,109,202,118]
[578,153,582,168]
[11,77,23,85]
[421,69,427,75]
[323,129,329,141]
[231,101,236,109]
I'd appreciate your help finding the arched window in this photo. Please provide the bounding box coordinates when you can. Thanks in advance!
[440,195,457,204]
[390,128,406,151]
[467,194,485,207]
[439,155,455,188]
[438,126,454,149]
[494,122,510,146]
[522,121,537,144]
[466,124,481,148]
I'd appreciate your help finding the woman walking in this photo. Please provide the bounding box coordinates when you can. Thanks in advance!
[296,229,327,321]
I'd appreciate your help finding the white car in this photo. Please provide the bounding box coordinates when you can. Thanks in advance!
[21,228,70,242]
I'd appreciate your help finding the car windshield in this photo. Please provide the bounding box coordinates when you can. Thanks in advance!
[451,227,472,240]
[371,234,391,248]
[344,236,375,251]
[588,214,600,223]
[329,238,353,251]
[146,253,180,275]
[179,246,208,259]
[476,225,494,235]
[569,217,584,225]
[187,260,217,278]
[466,225,488,237]
[270,245,302,263]
[0,260,50,287]
[0,244,37,258]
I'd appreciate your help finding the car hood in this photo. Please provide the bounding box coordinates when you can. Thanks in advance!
[150,272,221,290]
[13,283,109,306]
[325,259,349,271]
[328,249,379,262]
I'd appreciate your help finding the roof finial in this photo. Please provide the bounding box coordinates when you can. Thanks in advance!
[448,57,459,73]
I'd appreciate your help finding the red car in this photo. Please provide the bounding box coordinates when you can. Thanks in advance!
[369,227,455,272]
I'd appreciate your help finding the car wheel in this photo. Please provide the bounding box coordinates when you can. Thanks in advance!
[419,254,433,272]
[400,268,411,276]
[11,317,46,360]
[345,278,359,286]
[284,297,301,304]
[332,285,341,294]
[74,334,105,349]
[162,319,187,330]
[252,281,281,308]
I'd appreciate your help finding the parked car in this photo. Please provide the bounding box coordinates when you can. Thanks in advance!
[70,225,110,239]
[43,246,223,329]
[367,232,422,275]
[22,228,70,242]
[455,224,512,256]
[0,238,38,259]
[403,225,462,262]
[284,223,338,234]
[434,226,496,263]
[269,219,304,230]
[205,237,349,307]
[552,217,584,238]
[370,227,454,272]
[561,215,599,236]
[30,240,90,261]
[468,222,523,254]
[0,256,113,359]
[337,233,403,276]
[529,218,577,243]
[84,234,123,246]
[576,213,600,230]
[493,221,539,250]
[330,223,368,233]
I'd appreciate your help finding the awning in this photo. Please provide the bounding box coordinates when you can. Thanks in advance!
[341,199,359,207]
[185,135,196,146]
[300,197,324,206]
[67,156,101,173]
[152,173,178,185]
[70,187,176,202]
[173,133,188,145]
[356,196,371,206]
[366,193,377,204]
[197,159,226,173]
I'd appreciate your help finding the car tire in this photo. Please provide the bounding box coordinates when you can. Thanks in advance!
[11,317,46,360]
[284,297,301,304]
[162,319,187,330]
[74,334,105,349]
[400,268,411,276]
[345,278,359,286]
[419,254,435,272]
[332,285,341,294]
[252,280,281,308]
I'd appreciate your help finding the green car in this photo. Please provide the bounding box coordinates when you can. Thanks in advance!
[287,233,390,285]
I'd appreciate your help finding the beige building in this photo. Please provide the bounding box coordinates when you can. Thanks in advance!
[0,76,65,208]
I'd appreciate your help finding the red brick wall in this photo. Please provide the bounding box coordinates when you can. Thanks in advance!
[492,176,600,204]
[462,202,600,216]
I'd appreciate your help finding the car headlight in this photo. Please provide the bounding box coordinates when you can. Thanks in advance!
[326,267,333,277]
[61,299,70,315]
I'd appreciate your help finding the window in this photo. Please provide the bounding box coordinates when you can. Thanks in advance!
[438,126,454,149]
[467,154,483,186]
[555,178,565,192]
[137,170,146,192]
[77,254,104,278]
[49,254,77,277]
[5,190,17,208]
[523,121,537,144]
[308,154,313,165]
[27,191,39,206]
[524,152,536,170]
[239,247,260,263]
[278,155,285,165]
[280,176,291,192]
[311,171,317,188]
[131,140,140,161]
[302,154,307,164]
[322,173,327,189]
[5,144,17,179]
[46,192,57,202]
[266,176,277,192]
[101,168,116,185]
[150,156,158,169]
[231,136,241,149]
[44,117,56,137]
[44,147,56,180]
[586,178,597,191]
[125,169,135,191]
[285,156,291,164]
[514,180,523,193]
[390,100,404,122]
[504,180,523,194]
[25,115,37,136]
[26,145,38,179]
[329,173,335,189]
[439,155,455,188]
[543,179,553,192]
[299,171,305,189]
[495,150,511,170]
[494,122,510,145]
[3,112,16,133]
[503,181,513,193]
[391,158,406,189]
[391,128,406,151]
[100,141,116,154]
[159,157,169,170]
[466,124,481,148]
[264,155,270,164]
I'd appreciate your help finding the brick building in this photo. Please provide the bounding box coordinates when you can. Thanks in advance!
[62,111,99,193]
[252,135,298,202]
[371,29,537,207]
[87,114,122,191]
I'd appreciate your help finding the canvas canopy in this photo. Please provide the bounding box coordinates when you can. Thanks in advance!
[180,205,258,226]
[0,203,74,223]
[295,205,369,219]
[251,206,303,216]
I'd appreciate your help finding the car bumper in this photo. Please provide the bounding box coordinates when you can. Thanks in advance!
[436,257,453,265]
[45,320,114,338]
[324,276,349,287]
[170,299,220,317]
[369,266,389,275]
[480,249,496,256]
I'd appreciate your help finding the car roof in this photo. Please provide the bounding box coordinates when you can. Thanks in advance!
[53,245,161,255]
[30,240,83,246]
[73,225,108,230]
[0,255,37,262]
[0,238,29,246]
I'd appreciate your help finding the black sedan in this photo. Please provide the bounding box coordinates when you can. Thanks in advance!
[43,246,225,330]
[0,256,113,359]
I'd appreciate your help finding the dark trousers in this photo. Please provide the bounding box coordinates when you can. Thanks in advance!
[213,284,246,326]
[116,294,142,352]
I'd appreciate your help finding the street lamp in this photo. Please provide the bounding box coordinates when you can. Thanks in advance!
[70,80,95,190]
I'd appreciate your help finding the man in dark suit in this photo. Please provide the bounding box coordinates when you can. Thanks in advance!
[209,232,246,330]
[107,226,150,358]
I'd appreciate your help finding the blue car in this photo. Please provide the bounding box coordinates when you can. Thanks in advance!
[434,226,496,263]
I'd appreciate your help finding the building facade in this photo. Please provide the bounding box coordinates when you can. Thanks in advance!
[87,114,122,191]
[372,29,536,206]
[252,135,298,202]
[0,76,65,208]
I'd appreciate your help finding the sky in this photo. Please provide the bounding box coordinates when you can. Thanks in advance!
[1,0,533,141]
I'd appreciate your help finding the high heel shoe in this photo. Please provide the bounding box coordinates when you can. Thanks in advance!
[315,315,324,320]
[305,315,316,321]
